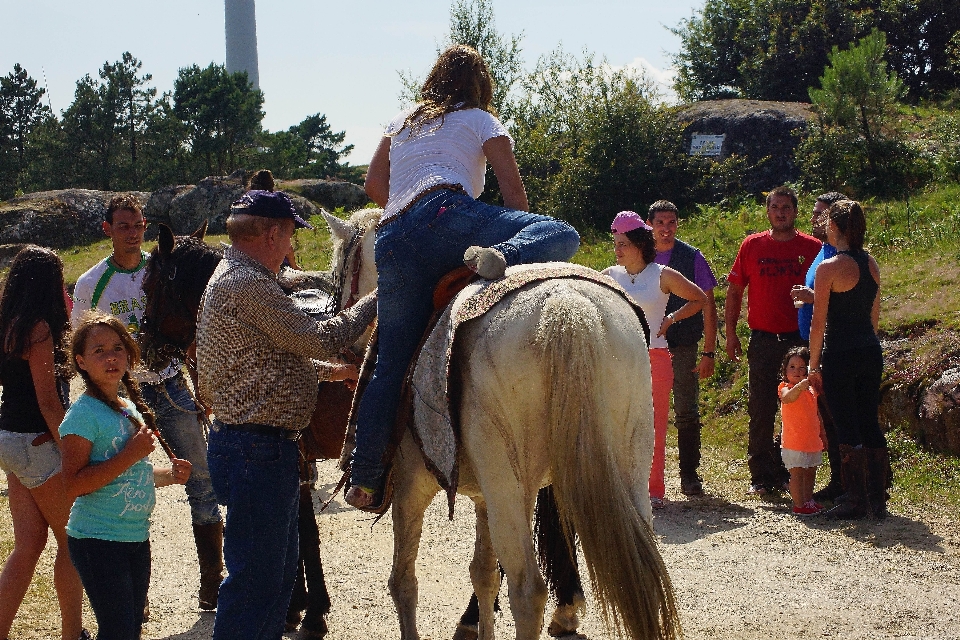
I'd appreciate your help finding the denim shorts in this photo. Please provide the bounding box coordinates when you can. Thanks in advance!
[0,430,62,489]
[781,447,822,470]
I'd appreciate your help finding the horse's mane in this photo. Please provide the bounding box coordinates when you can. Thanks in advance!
[329,208,382,279]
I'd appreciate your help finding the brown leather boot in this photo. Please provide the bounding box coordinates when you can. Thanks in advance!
[824,445,870,520]
[865,446,891,519]
[193,521,225,610]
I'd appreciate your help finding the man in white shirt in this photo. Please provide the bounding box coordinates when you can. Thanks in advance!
[72,194,224,610]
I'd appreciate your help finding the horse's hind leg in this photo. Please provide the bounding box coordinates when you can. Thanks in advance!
[484,492,547,640]
[389,441,440,640]
[299,487,331,635]
[467,499,501,640]
[535,487,585,638]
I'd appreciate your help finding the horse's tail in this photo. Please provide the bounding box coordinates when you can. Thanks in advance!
[537,288,681,640]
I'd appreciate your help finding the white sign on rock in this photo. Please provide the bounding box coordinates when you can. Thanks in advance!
[690,134,725,157]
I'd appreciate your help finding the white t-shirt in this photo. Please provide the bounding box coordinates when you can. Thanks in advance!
[383,107,512,220]
[72,253,179,379]
[603,264,670,349]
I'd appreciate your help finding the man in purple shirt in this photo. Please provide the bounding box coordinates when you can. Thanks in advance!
[648,200,719,496]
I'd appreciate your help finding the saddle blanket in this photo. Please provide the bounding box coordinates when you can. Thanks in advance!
[409,262,648,517]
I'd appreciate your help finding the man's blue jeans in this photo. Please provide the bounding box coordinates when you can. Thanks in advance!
[351,189,580,489]
[207,424,300,640]
[141,372,222,526]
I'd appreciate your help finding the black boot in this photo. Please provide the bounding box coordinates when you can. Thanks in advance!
[193,521,225,610]
[865,446,891,519]
[824,445,870,520]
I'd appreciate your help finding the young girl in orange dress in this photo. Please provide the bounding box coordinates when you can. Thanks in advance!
[779,346,828,515]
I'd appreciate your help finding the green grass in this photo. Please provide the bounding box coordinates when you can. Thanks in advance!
[4,184,960,631]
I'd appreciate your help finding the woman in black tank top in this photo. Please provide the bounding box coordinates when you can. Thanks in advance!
[807,201,889,520]
[0,246,86,640]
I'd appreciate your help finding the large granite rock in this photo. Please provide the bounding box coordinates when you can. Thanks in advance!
[0,189,151,248]
[144,172,321,235]
[677,99,814,193]
[880,331,960,457]
[280,179,370,212]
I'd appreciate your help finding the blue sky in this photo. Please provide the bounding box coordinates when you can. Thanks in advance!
[3,0,702,163]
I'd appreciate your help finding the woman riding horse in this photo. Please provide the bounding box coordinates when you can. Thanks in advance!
[347,44,580,509]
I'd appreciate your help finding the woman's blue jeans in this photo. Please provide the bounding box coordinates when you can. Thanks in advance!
[351,190,580,488]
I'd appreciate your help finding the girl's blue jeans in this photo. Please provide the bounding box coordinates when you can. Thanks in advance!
[350,190,580,489]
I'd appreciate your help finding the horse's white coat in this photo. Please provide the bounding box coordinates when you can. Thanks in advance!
[327,210,678,640]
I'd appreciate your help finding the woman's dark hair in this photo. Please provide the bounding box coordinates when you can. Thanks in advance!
[622,227,657,264]
[0,246,69,370]
[395,44,494,137]
[70,311,157,431]
[780,346,810,382]
[246,169,275,192]
[828,199,867,251]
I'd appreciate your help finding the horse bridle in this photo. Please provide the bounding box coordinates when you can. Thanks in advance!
[327,227,363,314]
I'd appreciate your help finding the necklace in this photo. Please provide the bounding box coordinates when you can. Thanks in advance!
[625,262,649,284]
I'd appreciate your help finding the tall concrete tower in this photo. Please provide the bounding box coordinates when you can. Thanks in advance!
[224,0,260,90]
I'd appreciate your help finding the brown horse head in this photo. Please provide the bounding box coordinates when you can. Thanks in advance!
[141,222,221,367]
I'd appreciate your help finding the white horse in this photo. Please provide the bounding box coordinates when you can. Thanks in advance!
[323,209,680,640]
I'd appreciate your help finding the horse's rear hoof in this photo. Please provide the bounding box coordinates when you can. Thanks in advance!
[547,620,587,639]
[452,623,479,640]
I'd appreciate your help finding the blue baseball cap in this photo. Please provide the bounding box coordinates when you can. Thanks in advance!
[231,190,314,230]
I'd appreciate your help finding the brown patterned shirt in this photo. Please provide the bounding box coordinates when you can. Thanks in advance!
[196,245,377,431]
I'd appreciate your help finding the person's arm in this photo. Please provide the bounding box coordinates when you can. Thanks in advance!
[807,262,834,395]
[365,136,391,208]
[26,322,66,441]
[780,378,809,403]
[658,268,706,338]
[699,291,718,378]
[154,458,192,488]
[724,282,745,361]
[60,426,157,499]
[483,135,529,212]
[869,255,881,334]
[238,279,378,361]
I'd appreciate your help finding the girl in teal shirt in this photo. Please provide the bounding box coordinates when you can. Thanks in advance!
[60,312,191,640]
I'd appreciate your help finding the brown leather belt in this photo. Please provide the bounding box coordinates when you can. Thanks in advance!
[377,183,467,230]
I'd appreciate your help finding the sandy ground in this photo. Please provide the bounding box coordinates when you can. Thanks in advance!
[6,452,959,640]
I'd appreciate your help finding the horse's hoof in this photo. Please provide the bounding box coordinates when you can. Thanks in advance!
[547,621,587,639]
[299,617,328,639]
[452,623,479,640]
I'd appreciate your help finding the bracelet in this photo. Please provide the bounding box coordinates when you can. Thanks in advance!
[667,313,676,322]
[701,352,715,359]
[809,367,821,374]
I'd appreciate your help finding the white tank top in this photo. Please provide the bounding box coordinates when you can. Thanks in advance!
[604,263,670,349]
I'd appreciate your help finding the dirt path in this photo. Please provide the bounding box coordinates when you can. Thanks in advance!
[6,455,960,640]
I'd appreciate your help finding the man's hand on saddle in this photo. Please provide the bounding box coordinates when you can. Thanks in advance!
[328,362,360,391]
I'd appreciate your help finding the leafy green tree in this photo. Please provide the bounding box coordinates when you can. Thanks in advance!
[174,63,264,176]
[799,29,931,195]
[0,64,51,197]
[103,52,157,186]
[400,0,523,118]
[288,113,354,178]
[511,50,742,228]
[671,0,960,102]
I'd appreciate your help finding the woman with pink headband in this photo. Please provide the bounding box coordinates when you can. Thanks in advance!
[603,211,707,509]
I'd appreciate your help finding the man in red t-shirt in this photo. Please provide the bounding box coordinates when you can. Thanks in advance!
[725,186,822,495]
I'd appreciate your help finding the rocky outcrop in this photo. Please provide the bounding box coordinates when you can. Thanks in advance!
[143,172,321,235]
[676,99,814,193]
[0,189,151,248]
[880,329,960,457]
[280,179,370,212]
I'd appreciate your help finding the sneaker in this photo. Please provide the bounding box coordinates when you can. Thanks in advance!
[747,483,768,496]
[680,474,704,496]
[464,246,507,280]
[650,496,666,509]
[793,504,821,516]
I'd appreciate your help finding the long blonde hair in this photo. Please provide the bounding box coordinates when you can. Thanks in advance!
[395,44,494,137]
[70,311,157,431]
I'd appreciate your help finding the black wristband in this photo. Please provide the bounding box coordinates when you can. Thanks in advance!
[701,351,715,359]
